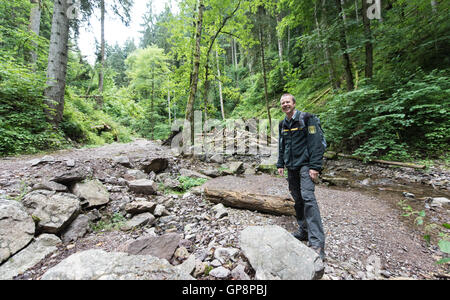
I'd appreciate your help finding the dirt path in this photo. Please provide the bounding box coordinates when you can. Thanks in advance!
[1,139,448,280]
[317,186,441,279]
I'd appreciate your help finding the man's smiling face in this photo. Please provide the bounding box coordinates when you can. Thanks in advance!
[280,96,296,116]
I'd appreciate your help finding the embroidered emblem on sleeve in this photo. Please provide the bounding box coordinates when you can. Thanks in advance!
[308,126,317,134]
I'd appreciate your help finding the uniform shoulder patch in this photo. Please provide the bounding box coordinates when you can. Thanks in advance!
[308,126,317,134]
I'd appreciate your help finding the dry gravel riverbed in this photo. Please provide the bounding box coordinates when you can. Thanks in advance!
[0,139,448,280]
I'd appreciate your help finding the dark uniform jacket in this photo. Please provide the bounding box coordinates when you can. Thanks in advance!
[277,110,325,171]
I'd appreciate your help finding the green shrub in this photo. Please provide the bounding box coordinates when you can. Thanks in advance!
[0,55,66,156]
[177,176,207,191]
[321,69,450,160]
[61,88,134,146]
[90,213,126,232]
[231,74,265,119]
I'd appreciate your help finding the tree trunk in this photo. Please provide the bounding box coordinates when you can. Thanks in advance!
[258,17,272,138]
[202,58,210,121]
[315,1,333,90]
[199,0,240,122]
[203,175,296,216]
[168,90,171,125]
[276,14,284,75]
[151,66,155,140]
[28,0,42,66]
[202,25,232,122]
[233,38,239,83]
[232,38,238,68]
[216,49,225,120]
[321,0,340,91]
[185,0,204,144]
[430,0,438,53]
[230,38,237,85]
[340,0,347,22]
[335,0,354,91]
[234,40,238,67]
[362,0,373,78]
[97,0,105,109]
[326,152,426,169]
[44,0,70,127]
[431,0,437,13]
[287,25,290,56]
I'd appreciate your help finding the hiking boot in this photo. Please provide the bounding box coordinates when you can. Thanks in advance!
[291,230,308,242]
[311,246,326,261]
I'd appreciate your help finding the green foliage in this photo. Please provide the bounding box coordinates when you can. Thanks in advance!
[90,213,126,232]
[125,45,172,140]
[177,176,207,191]
[0,56,66,156]
[436,229,450,265]
[375,0,450,76]
[204,264,214,276]
[231,74,266,119]
[0,0,51,67]
[66,51,94,92]
[398,202,450,265]
[102,86,144,132]
[105,40,137,87]
[438,239,450,254]
[61,88,134,146]
[322,70,450,160]
[397,198,426,226]
[0,0,448,163]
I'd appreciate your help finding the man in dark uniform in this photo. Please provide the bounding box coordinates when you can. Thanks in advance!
[276,93,326,260]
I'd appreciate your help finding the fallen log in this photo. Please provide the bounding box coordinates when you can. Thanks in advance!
[370,158,426,169]
[202,174,295,216]
[324,152,426,169]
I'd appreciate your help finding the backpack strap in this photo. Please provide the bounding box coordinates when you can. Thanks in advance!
[297,111,312,131]
[281,111,312,132]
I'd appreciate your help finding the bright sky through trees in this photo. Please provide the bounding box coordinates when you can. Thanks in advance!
[77,0,177,64]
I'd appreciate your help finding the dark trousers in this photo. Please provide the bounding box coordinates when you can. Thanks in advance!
[287,166,325,249]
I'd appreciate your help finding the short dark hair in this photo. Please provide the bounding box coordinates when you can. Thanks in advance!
[281,93,296,104]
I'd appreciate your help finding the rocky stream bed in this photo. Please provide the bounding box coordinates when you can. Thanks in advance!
[0,139,448,280]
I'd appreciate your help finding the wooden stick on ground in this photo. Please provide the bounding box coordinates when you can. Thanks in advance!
[324,151,426,169]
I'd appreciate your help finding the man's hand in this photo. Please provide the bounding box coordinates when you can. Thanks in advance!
[309,169,319,182]
[278,168,285,177]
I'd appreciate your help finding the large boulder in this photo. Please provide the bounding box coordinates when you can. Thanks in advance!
[71,180,110,208]
[114,156,132,168]
[51,167,91,185]
[0,199,35,264]
[0,234,61,280]
[202,175,295,216]
[240,225,324,280]
[127,179,158,195]
[222,161,244,175]
[179,168,210,179]
[124,200,157,215]
[61,214,90,243]
[41,249,194,280]
[123,169,148,181]
[126,233,182,261]
[140,158,168,174]
[21,190,80,234]
[429,197,450,208]
[120,212,156,231]
[31,181,68,192]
